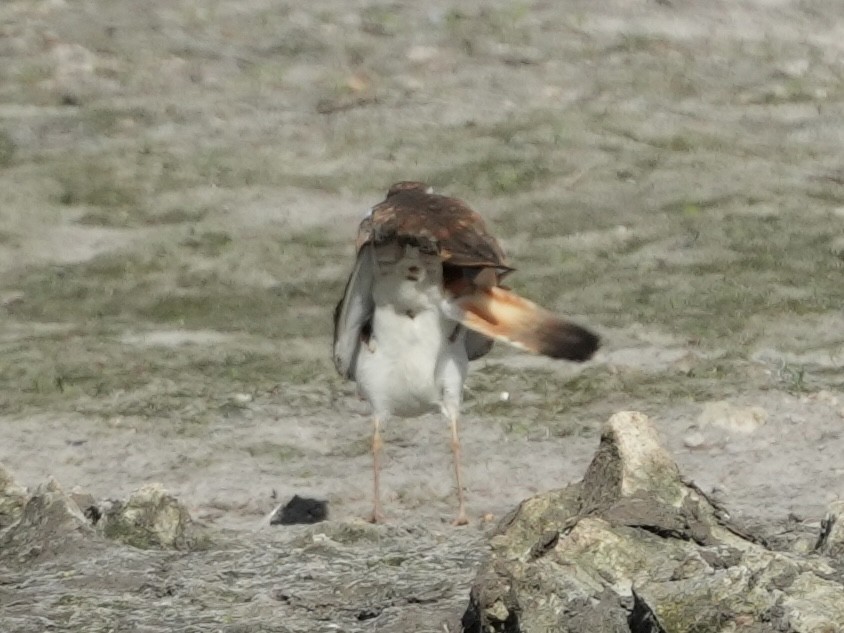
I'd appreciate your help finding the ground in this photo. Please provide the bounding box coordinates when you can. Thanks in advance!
[0,0,843,631]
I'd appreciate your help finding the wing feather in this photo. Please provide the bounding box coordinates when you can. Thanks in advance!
[332,244,375,379]
[442,286,599,361]
[341,182,598,365]
[353,182,514,363]
[356,182,512,272]
[464,329,495,361]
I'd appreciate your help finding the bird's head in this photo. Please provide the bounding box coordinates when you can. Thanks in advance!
[386,181,434,197]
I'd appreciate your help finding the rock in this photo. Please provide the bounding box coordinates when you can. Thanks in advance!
[682,430,707,449]
[406,45,439,64]
[815,501,844,560]
[698,400,767,434]
[69,487,97,518]
[270,494,328,525]
[463,411,844,633]
[804,390,839,406]
[778,58,810,79]
[0,462,27,529]
[579,411,687,510]
[0,477,93,562]
[98,483,198,550]
[1,476,202,560]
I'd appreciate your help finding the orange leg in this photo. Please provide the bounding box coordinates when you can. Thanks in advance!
[368,416,386,524]
[449,412,469,526]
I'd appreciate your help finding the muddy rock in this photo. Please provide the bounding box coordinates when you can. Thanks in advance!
[0,462,27,529]
[0,477,94,562]
[98,483,199,549]
[816,501,844,561]
[463,412,844,633]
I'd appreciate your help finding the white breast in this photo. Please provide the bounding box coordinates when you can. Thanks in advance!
[353,246,468,418]
[355,308,445,417]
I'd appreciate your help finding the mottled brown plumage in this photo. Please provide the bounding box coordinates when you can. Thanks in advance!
[356,181,512,272]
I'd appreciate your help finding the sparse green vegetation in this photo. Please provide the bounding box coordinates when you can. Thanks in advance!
[4,66,843,418]
[442,4,534,50]
[0,328,330,420]
[467,356,747,438]
[55,159,143,208]
[2,2,844,631]
[77,205,209,228]
[427,152,551,196]
[81,105,155,135]
[244,440,306,461]
[181,230,233,256]
[0,129,15,167]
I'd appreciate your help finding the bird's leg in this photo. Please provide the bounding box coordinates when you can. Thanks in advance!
[449,411,469,526]
[368,416,386,524]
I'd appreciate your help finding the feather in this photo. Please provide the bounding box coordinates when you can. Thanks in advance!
[332,244,375,378]
[464,329,495,361]
[356,185,512,271]
[442,285,599,361]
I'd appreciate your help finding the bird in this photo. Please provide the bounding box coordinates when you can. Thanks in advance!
[333,181,599,525]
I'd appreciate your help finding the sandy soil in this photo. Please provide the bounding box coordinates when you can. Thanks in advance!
[1,0,843,631]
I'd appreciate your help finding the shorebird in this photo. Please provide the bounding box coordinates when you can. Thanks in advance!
[333,182,599,525]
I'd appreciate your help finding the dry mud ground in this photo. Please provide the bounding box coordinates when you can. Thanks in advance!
[1,0,843,631]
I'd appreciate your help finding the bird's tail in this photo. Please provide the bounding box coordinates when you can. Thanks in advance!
[442,285,599,361]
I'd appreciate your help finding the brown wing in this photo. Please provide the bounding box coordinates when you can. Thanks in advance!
[348,182,599,364]
[356,181,512,272]
[443,286,600,361]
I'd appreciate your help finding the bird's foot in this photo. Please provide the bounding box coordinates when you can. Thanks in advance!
[451,511,469,527]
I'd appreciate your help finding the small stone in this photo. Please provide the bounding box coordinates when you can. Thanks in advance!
[683,431,707,449]
[485,600,510,622]
[778,58,810,78]
[406,45,439,64]
[0,463,27,529]
[344,72,370,94]
[806,390,839,406]
[698,401,767,434]
[816,501,844,558]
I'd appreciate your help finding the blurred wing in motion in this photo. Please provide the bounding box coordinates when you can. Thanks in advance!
[441,284,599,362]
[343,180,599,366]
[332,244,375,378]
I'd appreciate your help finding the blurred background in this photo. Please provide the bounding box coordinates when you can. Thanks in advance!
[1,0,842,529]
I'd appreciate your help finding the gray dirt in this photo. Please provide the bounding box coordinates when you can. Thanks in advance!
[1,0,843,631]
